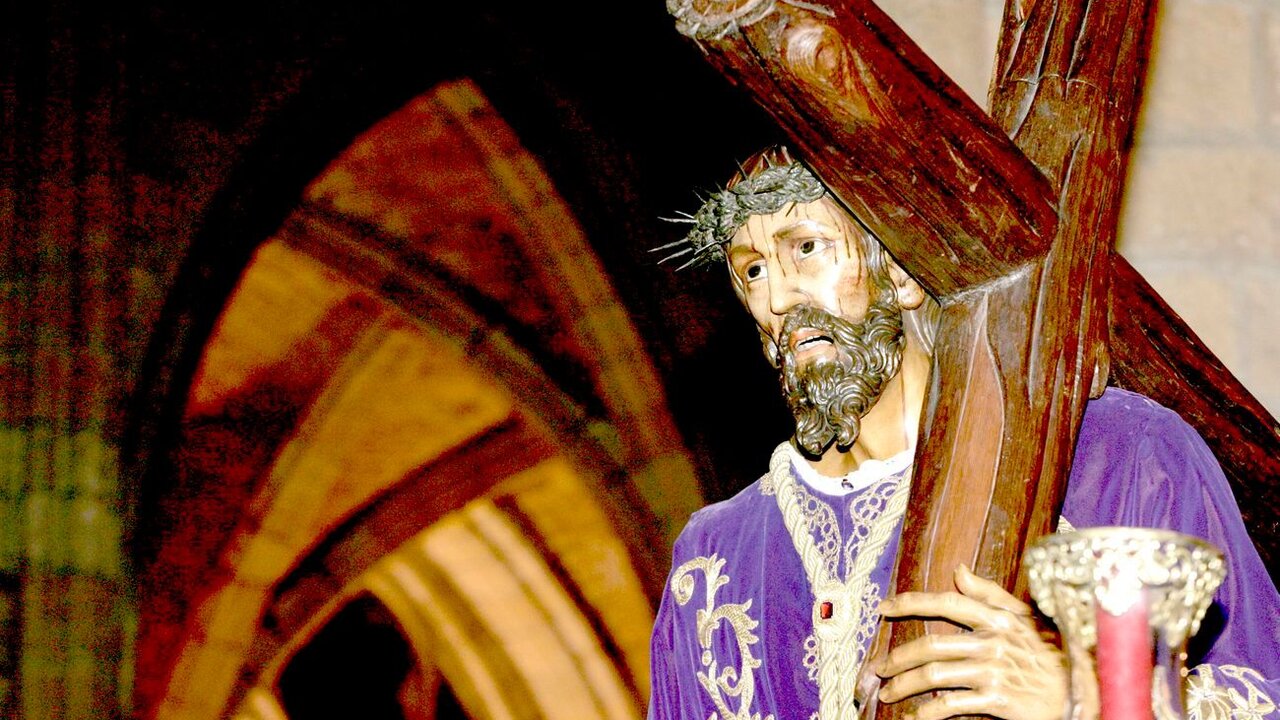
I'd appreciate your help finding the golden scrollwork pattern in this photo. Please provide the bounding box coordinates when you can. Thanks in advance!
[1186,664,1277,720]
[671,554,775,720]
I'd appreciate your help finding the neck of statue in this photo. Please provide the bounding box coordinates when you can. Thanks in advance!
[806,336,931,478]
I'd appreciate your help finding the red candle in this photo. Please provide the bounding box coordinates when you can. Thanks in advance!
[1096,598,1155,720]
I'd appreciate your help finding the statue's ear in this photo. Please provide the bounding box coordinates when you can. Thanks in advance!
[887,260,926,311]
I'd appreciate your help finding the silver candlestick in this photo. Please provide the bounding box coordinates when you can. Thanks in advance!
[1025,528,1226,720]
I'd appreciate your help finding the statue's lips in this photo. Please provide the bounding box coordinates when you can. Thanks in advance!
[788,328,834,361]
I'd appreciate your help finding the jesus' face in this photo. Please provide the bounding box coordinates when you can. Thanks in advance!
[725,197,905,456]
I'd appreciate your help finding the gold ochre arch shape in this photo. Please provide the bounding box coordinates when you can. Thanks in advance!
[146,79,702,720]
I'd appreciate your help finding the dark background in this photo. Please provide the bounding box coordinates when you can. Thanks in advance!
[8,1,801,503]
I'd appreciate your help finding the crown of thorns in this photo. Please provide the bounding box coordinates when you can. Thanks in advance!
[654,161,827,270]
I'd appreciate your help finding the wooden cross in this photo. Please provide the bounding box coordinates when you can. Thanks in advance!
[666,0,1280,716]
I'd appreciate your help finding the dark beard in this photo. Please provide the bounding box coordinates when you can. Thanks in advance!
[779,298,904,456]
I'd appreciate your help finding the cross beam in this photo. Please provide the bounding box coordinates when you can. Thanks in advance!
[667,0,1279,716]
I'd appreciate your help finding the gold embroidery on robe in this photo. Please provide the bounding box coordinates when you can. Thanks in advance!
[671,554,775,720]
[768,442,912,720]
[1186,664,1276,720]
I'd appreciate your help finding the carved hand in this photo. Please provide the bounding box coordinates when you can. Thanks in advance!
[874,564,1069,720]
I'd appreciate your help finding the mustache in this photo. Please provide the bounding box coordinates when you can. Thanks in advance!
[779,305,840,358]
[778,303,901,375]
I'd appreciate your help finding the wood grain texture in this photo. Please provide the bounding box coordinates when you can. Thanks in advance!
[886,2,1160,717]
[984,0,1163,593]
[985,0,1280,581]
[667,2,1164,718]
[675,0,1058,296]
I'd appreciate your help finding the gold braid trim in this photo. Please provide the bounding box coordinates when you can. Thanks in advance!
[768,442,912,720]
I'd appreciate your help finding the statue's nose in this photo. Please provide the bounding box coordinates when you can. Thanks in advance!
[767,268,804,317]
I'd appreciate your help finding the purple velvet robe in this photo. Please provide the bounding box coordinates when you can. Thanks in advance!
[649,388,1280,719]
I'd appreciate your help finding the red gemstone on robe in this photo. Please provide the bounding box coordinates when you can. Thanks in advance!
[820,601,833,619]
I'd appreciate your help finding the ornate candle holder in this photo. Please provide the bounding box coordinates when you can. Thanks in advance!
[1025,528,1226,720]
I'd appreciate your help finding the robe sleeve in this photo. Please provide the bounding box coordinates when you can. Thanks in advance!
[646,575,678,720]
[647,515,715,720]
[647,562,691,720]
[1063,389,1280,719]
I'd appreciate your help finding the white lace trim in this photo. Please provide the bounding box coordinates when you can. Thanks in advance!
[768,441,912,720]
[844,482,902,582]
[791,481,843,580]
[783,441,913,495]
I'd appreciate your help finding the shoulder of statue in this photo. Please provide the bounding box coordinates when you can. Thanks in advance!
[674,464,778,551]
[1079,386,1212,459]
[1087,386,1192,432]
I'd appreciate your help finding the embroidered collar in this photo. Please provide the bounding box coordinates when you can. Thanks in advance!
[766,441,913,720]
[784,442,914,496]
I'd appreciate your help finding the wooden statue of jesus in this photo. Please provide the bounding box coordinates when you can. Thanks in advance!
[646,146,1280,720]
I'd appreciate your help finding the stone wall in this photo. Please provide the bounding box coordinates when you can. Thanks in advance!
[879,0,1280,417]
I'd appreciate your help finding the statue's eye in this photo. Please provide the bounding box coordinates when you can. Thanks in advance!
[796,239,823,258]
[744,263,766,281]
